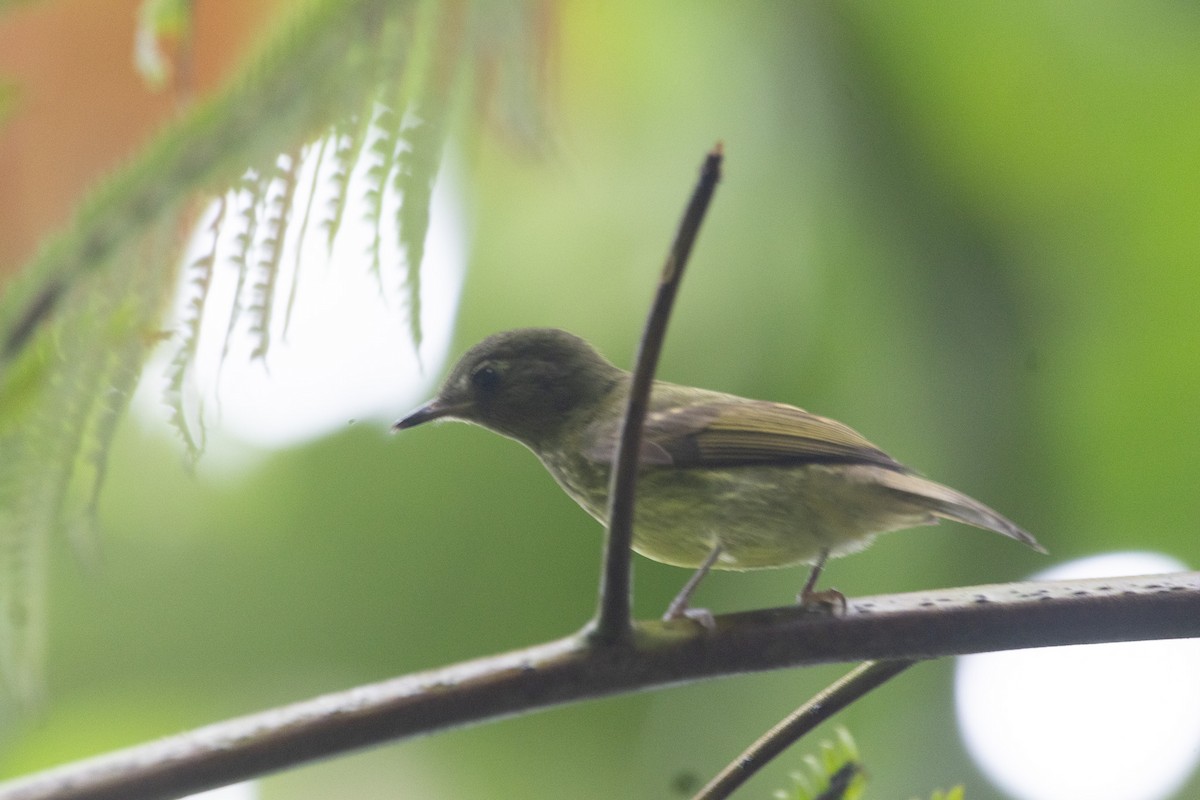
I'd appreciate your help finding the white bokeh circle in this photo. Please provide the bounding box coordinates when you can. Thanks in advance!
[956,552,1200,800]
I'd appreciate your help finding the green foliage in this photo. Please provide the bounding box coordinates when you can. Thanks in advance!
[775,728,867,800]
[774,729,965,800]
[0,235,167,704]
[323,112,373,256]
[0,0,549,702]
[161,197,220,464]
[248,156,297,360]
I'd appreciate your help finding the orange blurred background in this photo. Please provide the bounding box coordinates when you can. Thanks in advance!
[0,0,281,279]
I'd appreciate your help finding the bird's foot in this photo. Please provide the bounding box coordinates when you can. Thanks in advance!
[662,605,716,631]
[797,587,847,615]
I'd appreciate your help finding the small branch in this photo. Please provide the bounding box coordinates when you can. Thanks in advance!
[592,143,724,644]
[692,660,915,800]
[3,572,1199,800]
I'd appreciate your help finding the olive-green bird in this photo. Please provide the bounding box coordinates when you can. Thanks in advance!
[395,328,1043,619]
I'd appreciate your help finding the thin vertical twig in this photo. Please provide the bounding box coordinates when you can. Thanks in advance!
[692,659,917,800]
[589,144,723,644]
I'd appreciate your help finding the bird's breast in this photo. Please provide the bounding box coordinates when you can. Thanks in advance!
[536,456,935,571]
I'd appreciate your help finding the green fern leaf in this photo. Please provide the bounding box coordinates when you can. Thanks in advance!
[0,227,173,702]
[164,196,223,464]
[0,439,49,705]
[364,103,402,286]
[0,0,553,698]
[322,113,372,254]
[392,113,440,352]
[283,138,329,340]
[249,155,299,361]
[215,171,269,383]
[390,1,469,352]
[66,235,170,558]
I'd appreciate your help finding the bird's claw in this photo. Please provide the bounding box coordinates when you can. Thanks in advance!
[797,587,847,615]
[663,606,716,631]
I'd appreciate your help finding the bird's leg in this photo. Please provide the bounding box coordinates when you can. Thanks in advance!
[798,548,828,598]
[662,543,723,628]
[797,547,846,613]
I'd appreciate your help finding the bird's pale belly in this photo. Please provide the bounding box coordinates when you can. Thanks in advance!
[542,455,934,571]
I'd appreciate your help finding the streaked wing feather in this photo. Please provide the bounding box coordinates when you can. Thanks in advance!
[584,401,906,471]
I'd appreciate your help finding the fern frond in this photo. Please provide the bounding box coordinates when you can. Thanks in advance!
[0,227,173,702]
[1,0,403,364]
[163,196,223,464]
[0,0,553,696]
[75,339,143,549]
[284,138,328,339]
[392,112,442,352]
[0,441,49,705]
[364,103,402,286]
[66,231,172,557]
[361,9,414,286]
[215,171,268,383]
[390,1,467,351]
[42,294,127,554]
[321,113,372,254]
[249,154,298,361]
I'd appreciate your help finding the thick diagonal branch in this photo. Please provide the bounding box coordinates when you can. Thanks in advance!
[2,571,1198,800]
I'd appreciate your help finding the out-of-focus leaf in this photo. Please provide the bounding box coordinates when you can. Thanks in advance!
[133,0,192,89]
[0,0,553,702]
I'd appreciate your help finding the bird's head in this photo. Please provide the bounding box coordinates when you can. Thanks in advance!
[394,328,624,449]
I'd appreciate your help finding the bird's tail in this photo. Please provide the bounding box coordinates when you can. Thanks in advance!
[876,471,1045,553]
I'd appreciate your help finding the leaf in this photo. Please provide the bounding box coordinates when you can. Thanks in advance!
[215,171,268,385]
[776,728,867,800]
[0,223,174,703]
[283,138,328,339]
[390,0,467,352]
[0,0,553,698]
[392,112,441,351]
[164,196,225,465]
[249,154,299,361]
[363,103,402,286]
[0,439,48,705]
[134,0,193,90]
[322,112,372,254]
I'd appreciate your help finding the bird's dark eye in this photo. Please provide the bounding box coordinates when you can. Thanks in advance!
[471,364,501,391]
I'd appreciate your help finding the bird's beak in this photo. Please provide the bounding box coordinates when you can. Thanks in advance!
[392,399,469,431]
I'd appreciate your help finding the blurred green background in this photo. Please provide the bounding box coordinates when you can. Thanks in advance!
[3,1,1200,798]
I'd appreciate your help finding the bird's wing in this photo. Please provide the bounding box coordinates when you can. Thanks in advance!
[582,401,907,471]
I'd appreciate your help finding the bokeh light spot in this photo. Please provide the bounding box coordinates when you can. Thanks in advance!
[956,552,1200,800]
